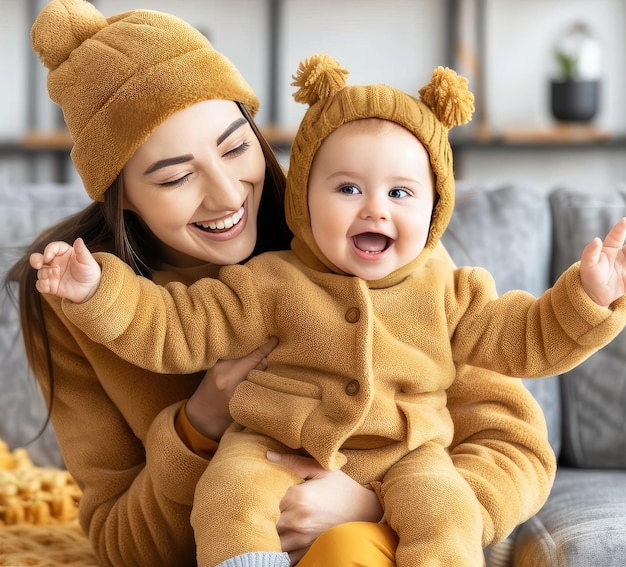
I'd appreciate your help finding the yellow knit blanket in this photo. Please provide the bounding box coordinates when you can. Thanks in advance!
[0,439,100,566]
[0,523,100,567]
[0,440,80,526]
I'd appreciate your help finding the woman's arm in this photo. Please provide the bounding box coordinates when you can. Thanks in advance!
[184,337,278,441]
[39,298,208,567]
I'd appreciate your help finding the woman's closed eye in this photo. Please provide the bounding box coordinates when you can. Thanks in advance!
[223,140,251,158]
[159,173,193,188]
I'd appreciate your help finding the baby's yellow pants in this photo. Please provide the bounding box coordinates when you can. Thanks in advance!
[298,521,397,567]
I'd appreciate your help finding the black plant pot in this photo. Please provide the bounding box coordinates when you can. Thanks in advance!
[550,79,600,122]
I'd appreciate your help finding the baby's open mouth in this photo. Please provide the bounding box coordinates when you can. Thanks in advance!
[353,232,393,254]
[194,206,244,232]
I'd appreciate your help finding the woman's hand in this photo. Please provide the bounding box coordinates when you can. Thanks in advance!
[268,452,383,564]
[184,337,278,441]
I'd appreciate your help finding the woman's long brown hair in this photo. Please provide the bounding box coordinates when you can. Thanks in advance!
[4,103,292,437]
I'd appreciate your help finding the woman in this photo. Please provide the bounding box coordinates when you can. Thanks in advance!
[8,1,555,566]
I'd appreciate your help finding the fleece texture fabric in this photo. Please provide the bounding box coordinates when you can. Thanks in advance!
[57,58,626,566]
[23,7,556,561]
[22,3,559,564]
[32,249,557,566]
[60,246,625,566]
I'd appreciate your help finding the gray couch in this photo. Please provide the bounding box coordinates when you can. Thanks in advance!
[1,181,625,566]
[442,183,626,566]
[1,183,89,468]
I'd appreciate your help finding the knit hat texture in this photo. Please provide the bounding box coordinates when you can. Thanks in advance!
[31,0,259,201]
[285,54,474,282]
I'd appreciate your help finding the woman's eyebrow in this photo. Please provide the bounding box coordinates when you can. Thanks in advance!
[217,117,248,145]
[144,154,194,174]
[143,118,247,174]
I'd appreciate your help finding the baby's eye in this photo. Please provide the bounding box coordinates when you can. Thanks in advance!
[389,187,410,199]
[339,184,360,195]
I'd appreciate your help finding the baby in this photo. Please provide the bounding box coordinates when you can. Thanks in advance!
[31,56,626,567]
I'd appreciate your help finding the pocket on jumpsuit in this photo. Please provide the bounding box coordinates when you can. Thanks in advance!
[229,369,322,450]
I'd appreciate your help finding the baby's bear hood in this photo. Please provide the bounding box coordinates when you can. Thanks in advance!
[285,55,474,288]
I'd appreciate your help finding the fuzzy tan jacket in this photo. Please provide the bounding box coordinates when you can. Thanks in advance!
[61,246,626,566]
[64,250,625,476]
[30,264,220,567]
[33,247,557,567]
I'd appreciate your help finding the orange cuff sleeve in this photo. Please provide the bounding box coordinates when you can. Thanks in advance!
[175,402,219,460]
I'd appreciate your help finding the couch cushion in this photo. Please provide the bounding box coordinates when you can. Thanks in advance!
[549,188,626,469]
[442,182,561,455]
[0,183,90,248]
[513,469,626,566]
[0,183,89,467]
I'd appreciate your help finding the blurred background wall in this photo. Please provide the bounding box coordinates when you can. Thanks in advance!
[1,0,625,193]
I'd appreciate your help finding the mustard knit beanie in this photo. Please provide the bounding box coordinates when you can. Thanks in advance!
[285,54,474,277]
[31,0,259,201]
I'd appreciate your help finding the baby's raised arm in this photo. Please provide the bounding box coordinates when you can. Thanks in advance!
[579,217,626,307]
[30,238,101,303]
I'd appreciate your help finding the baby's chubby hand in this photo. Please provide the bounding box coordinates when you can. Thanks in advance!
[29,238,101,304]
[580,217,626,307]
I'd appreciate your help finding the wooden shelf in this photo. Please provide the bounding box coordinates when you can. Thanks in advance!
[451,124,626,150]
[20,130,73,150]
[500,124,613,144]
[0,131,73,183]
[1,128,295,152]
[0,131,72,154]
[261,125,297,149]
[260,123,626,152]
[3,124,625,185]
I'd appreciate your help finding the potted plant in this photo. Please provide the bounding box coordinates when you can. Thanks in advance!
[550,22,601,122]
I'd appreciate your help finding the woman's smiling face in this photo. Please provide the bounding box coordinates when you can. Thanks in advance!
[122,99,266,267]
